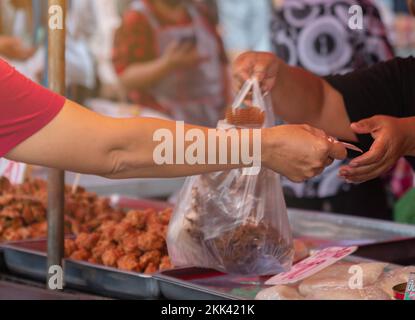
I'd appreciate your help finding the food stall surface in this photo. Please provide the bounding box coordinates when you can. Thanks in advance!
[0,279,107,300]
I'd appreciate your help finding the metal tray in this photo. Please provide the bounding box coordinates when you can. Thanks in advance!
[154,268,244,300]
[0,240,160,300]
[288,209,415,264]
[154,257,402,300]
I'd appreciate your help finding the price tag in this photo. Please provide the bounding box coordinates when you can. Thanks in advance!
[265,246,358,286]
[0,159,27,184]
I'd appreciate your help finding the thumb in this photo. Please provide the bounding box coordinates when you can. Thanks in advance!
[351,118,378,134]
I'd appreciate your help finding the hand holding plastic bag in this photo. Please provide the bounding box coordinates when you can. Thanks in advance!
[167,79,294,275]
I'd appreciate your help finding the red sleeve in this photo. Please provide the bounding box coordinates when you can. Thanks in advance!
[112,10,157,75]
[0,59,65,157]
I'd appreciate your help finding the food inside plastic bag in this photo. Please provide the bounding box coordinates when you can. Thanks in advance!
[167,79,294,275]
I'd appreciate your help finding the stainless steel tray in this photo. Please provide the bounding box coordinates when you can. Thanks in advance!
[154,257,401,300]
[0,240,160,300]
[288,209,415,264]
[154,268,243,300]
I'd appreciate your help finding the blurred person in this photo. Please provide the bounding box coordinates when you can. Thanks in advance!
[0,0,39,76]
[233,51,415,220]
[216,0,272,61]
[113,0,230,127]
[67,0,135,102]
[0,0,98,101]
[269,0,397,219]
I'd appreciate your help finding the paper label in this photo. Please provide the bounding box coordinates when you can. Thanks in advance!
[405,273,415,300]
[265,246,358,285]
[0,159,27,184]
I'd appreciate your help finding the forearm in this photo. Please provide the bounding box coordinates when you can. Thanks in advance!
[103,117,262,179]
[119,57,172,91]
[271,62,326,125]
[6,100,262,179]
[271,61,357,141]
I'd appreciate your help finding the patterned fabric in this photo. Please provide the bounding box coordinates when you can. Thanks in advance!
[386,158,414,199]
[271,0,396,198]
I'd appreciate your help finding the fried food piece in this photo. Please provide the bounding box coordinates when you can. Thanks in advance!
[101,248,123,267]
[75,232,100,251]
[124,210,148,230]
[158,209,172,226]
[121,232,141,254]
[137,232,165,252]
[28,221,47,238]
[70,249,91,261]
[144,263,158,275]
[91,240,114,260]
[65,239,78,257]
[2,229,22,241]
[139,250,161,270]
[117,254,140,272]
[99,221,117,240]
[113,221,134,242]
[293,239,309,263]
[159,256,173,271]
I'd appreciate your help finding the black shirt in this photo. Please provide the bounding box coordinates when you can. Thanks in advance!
[326,57,415,168]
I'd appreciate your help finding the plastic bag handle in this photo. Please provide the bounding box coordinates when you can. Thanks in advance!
[231,78,266,112]
[252,78,266,112]
[231,79,254,111]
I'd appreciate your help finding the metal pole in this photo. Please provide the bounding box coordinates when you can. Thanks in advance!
[47,0,66,290]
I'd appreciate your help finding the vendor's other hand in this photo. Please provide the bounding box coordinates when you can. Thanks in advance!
[162,41,207,70]
[339,116,415,183]
[233,51,283,94]
[263,124,347,182]
[0,36,35,61]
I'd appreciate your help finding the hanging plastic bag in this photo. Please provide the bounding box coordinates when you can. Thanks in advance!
[167,79,294,275]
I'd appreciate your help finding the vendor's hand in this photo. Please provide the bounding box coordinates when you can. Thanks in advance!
[100,81,128,102]
[233,51,284,94]
[162,41,206,70]
[263,124,347,182]
[0,36,34,61]
[339,116,415,183]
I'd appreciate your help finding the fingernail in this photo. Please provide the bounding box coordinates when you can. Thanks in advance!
[345,179,353,184]
[349,162,359,168]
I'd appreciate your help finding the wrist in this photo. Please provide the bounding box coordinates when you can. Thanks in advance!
[160,55,175,73]
[261,126,284,168]
[401,117,415,156]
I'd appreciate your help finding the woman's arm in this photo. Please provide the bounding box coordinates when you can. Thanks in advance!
[233,52,357,142]
[120,42,205,91]
[5,99,346,182]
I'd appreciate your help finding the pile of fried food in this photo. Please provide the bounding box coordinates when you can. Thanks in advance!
[256,263,415,300]
[65,208,173,274]
[0,177,173,274]
[0,177,124,241]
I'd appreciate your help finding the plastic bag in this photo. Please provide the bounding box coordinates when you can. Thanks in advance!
[167,79,294,275]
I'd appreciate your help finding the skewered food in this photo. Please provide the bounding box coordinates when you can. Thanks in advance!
[65,208,173,274]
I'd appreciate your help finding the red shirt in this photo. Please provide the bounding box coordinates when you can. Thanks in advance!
[112,0,227,111]
[0,59,65,157]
